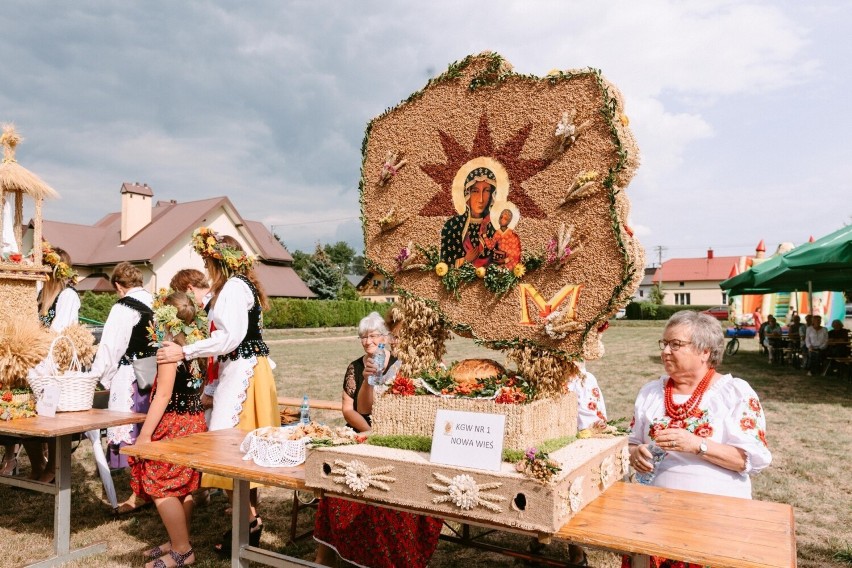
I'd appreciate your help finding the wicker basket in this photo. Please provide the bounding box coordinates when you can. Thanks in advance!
[27,336,99,412]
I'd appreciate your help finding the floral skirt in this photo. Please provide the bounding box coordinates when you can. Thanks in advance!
[622,555,706,568]
[314,497,443,568]
[129,410,207,500]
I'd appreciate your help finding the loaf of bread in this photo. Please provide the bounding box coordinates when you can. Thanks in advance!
[450,358,506,385]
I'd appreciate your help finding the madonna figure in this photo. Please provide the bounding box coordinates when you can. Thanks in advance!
[440,158,510,269]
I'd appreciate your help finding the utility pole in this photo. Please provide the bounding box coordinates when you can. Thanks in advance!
[655,245,667,304]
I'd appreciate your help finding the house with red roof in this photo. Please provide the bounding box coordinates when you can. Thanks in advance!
[25,182,314,298]
[653,248,753,306]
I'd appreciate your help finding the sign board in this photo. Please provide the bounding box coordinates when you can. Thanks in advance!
[36,384,60,417]
[430,409,505,472]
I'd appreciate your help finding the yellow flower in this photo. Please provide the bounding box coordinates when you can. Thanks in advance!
[206,236,217,245]
[513,263,526,278]
[619,113,629,126]
[546,68,561,76]
[475,266,486,279]
[435,262,448,277]
[577,429,592,439]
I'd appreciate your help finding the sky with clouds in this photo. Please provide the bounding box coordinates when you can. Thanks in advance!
[2,1,849,263]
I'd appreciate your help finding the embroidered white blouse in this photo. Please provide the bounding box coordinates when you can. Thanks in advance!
[90,287,153,390]
[569,370,608,430]
[628,373,772,499]
[49,288,81,333]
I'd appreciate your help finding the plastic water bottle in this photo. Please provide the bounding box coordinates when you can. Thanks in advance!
[634,441,667,485]
[299,394,310,425]
[368,344,386,386]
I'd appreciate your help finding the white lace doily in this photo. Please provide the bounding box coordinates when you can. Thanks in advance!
[240,426,309,468]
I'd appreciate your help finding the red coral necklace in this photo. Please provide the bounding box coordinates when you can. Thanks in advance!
[665,367,715,421]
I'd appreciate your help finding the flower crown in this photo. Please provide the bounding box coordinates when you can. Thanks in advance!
[190,226,255,276]
[147,287,209,348]
[42,241,78,284]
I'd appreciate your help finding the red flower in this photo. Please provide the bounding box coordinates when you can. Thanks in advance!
[689,407,704,419]
[1,391,12,402]
[668,419,685,430]
[629,416,635,429]
[649,423,666,440]
[355,434,368,444]
[591,387,601,398]
[587,401,597,410]
[597,320,610,333]
[740,417,756,431]
[749,398,761,413]
[9,253,22,262]
[694,423,714,438]
[758,429,768,447]
[390,376,416,396]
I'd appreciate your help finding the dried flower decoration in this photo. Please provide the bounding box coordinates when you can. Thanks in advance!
[597,455,615,488]
[553,110,590,153]
[567,476,584,513]
[378,207,405,232]
[515,447,562,484]
[545,223,581,268]
[42,241,78,284]
[563,170,600,203]
[331,459,396,493]
[395,241,426,272]
[540,308,584,340]
[377,150,407,186]
[190,226,255,276]
[428,472,505,512]
[147,288,209,388]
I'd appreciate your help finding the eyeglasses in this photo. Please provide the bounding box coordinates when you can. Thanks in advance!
[358,333,386,342]
[658,339,692,351]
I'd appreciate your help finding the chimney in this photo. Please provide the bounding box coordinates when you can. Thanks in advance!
[120,182,154,243]
[707,248,714,260]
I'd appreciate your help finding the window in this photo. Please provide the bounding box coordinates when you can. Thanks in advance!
[679,281,685,287]
[674,293,691,305]
[373,279,380,287]
[721,292,727,303]
[639,290,644,297]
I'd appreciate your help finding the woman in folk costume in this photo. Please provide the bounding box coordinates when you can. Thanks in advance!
[157,227,279,555]
[90,261,156,512]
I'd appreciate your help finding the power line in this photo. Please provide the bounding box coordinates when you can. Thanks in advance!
[270,216,359,228]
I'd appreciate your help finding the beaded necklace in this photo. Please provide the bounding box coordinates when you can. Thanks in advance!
[664,367,715,421]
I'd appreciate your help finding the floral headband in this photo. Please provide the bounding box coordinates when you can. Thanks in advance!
[42,241,78,284]
[147,287,209,348]
[190,226,255,276]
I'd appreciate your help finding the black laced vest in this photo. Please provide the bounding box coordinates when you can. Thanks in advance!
[116,296,157,366]
[156,361,204,414]
[217,274,269,362]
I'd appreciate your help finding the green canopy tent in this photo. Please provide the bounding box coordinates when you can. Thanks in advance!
[749,225,852,293]
[719,252,789,296]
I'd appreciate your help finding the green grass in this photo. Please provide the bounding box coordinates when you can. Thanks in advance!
[0,320,849,567]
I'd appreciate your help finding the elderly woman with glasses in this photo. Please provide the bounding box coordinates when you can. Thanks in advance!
[628,311,772,501]
[342,311,397,432]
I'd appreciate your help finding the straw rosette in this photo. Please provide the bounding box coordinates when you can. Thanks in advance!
[27,335,98,412]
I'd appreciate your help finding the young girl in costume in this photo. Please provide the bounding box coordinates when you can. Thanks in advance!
[90,261,156,512]
[130,290,208,568]
[157,228,279,555]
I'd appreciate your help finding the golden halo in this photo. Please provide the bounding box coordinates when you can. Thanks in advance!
[451,157,510,216]
[490,200,520,231]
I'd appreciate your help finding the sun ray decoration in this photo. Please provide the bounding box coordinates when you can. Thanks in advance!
[427,471,506,513]
[419,114,548,219]
[330,459,396,493]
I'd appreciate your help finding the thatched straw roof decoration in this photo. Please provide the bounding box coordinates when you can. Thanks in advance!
[0,124,59,200]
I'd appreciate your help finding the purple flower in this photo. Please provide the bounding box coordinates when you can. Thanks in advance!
[525,447,537,461]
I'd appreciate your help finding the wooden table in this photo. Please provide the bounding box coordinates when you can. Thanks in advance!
[124,429,797,568]
[0,409,147,567]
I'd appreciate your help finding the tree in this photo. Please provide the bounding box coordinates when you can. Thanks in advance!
[350,254,367,276]
[649,283,665,305]
[323,241,357,274]
[303,245,345,299]
[290,249,312,279]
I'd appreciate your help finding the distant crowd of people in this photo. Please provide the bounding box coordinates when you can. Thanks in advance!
[753,307,850,373]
